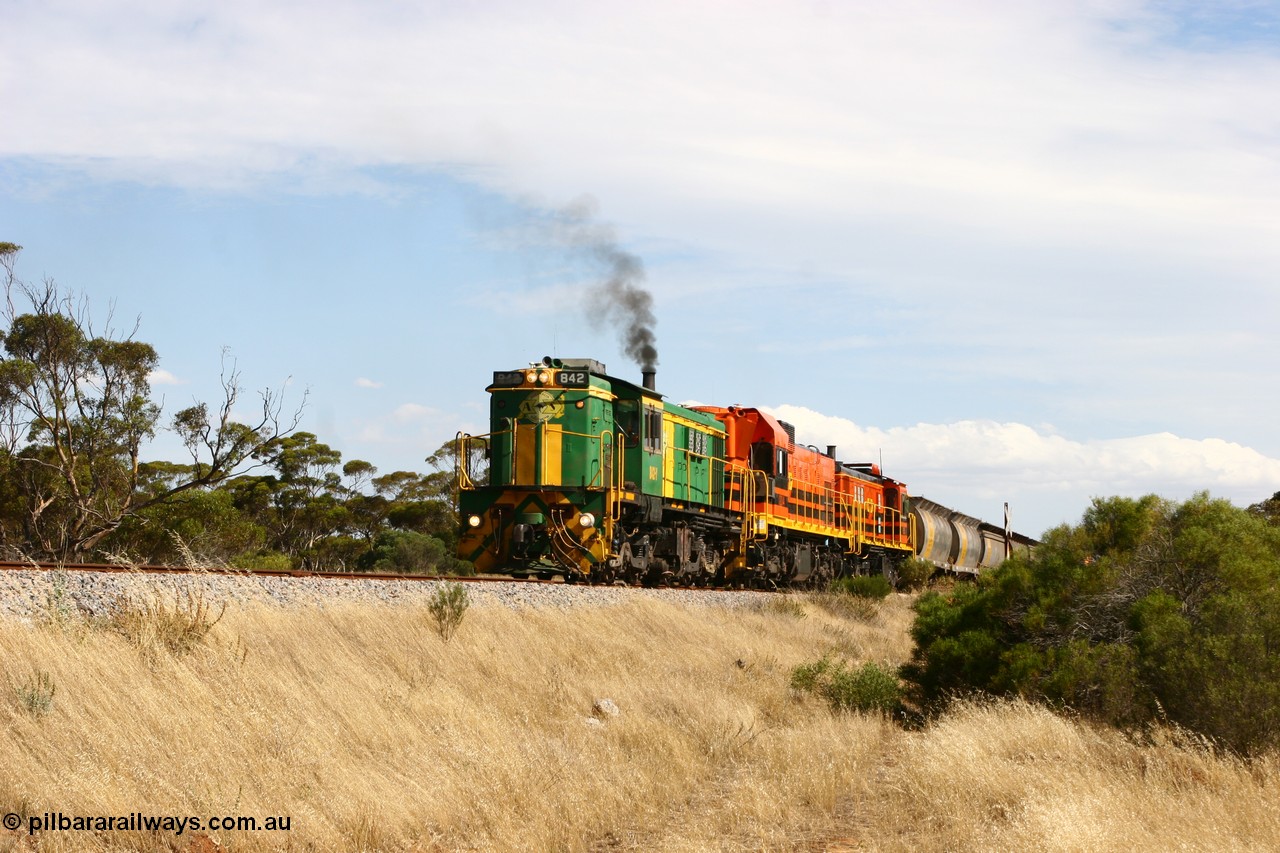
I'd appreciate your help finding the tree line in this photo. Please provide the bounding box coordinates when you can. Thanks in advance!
[0,243,469,574]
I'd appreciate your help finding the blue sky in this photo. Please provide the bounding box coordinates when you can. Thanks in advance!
[3,0,1279,537]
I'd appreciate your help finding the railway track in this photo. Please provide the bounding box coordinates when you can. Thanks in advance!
[0,560,563,585]
[0,560,771,622]
[0,560,768,592]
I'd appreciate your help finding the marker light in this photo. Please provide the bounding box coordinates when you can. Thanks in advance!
[468,515,482,528]
[579,513,596,528]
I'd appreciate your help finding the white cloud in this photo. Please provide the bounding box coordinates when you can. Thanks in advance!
[767,404,1280,537]
[5,1,1280,478]
[7,3,1279,244]
[343,402,484,472]
[8,3,1277,322]
[147,369,186,386]
[355,377,383,389]
[391,403,436,424]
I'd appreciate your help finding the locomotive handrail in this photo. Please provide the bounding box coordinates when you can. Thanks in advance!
[609,435,623,521]
[724,463,770,551]
[734,463,912,555]
[456,431,489,491]
[456,425,515,489]
[855,498,909,550]
[781,469,840,529]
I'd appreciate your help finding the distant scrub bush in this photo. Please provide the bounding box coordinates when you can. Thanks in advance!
[791,656,902,715]
[232,552,294,572]
[358,530,474,575]
[901,492,1280,756]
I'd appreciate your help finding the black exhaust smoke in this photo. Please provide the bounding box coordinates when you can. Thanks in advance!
[552,197,659,375]
[590,251,658,374]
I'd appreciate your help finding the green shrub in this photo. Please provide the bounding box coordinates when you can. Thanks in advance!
[790,657,835,693]
[895,557,936,591]
[427,582,470,642]
[901,492,1280,755]
[791,656,902,715]
[830,574,893,599]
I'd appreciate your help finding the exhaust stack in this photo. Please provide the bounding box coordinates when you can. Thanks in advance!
[642,369,656,391]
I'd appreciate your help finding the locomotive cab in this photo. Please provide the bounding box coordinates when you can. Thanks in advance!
[458,357,730,583]
[457,357,616,578]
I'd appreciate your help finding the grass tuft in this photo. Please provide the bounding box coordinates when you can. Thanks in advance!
[762,595,807,619]
[105,588,226,658]
[426,581,469,642]
[830,574,893,599]
[11,670,56,718]
[41,567,78,627]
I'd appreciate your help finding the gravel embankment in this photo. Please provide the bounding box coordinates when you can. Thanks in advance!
[0,569,769,622]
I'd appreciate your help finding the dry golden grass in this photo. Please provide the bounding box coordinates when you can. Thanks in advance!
[0,591,1274,852]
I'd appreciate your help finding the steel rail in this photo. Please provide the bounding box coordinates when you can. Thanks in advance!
[0,560,559,585]
[0,561,764,591]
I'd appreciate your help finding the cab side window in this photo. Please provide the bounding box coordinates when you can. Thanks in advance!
[643,405,663,453]
[618,401,639,448]
[751,441,774,475]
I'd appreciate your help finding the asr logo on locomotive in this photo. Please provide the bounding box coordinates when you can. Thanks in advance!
[518,390,564,423]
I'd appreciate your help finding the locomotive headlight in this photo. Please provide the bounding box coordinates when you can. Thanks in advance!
[467,514,482,528]
[579,513,596,528]
[537,370,550,384]
[525,370,537,382]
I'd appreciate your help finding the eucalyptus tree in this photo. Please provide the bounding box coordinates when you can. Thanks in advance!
[224,432,386,569]
[0,243,300,560]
